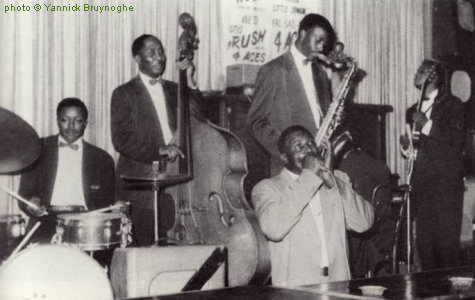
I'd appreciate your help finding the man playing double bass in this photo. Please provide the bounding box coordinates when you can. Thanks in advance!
[111,34,202,246]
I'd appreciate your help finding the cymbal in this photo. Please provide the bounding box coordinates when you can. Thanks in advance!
[0,107,41,173]
[121,171,191,188]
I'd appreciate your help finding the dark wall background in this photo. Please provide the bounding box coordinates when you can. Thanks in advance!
[432,0,475,128]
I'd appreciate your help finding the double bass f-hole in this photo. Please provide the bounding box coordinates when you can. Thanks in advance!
[209,192,235,227]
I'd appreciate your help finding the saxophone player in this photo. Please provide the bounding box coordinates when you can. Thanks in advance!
[247,13,337,176]
[252,125,374,286]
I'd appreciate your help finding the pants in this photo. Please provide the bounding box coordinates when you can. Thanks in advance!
[412,168,464,270]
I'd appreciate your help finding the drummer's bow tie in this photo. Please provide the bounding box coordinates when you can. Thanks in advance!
[59,142,79,151]
[149,77,163,85]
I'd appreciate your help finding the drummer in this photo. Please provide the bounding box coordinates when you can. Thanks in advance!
[18,98,116,244]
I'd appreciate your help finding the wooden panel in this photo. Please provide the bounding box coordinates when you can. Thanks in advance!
[344,103,393,162]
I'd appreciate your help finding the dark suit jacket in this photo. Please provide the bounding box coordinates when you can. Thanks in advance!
[111,76,202,178]
[18,135,115,212]
[407,92,465,180]
[246,50,332,174]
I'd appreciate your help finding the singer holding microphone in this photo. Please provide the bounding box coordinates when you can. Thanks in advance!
[247,13,337,176]
[252,125,374,287]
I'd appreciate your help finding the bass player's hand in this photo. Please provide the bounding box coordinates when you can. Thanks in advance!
[412,111,428,128]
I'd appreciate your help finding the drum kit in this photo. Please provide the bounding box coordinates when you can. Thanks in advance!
[0,244,114,300]
[0,180,132,258]
[0,108,132,299]
[0,107,174,299]
[0,192,131,300]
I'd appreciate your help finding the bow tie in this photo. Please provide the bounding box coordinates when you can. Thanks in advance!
[59,142,79,151]
[149,77,163,85]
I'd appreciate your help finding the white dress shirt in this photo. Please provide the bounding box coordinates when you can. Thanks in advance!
[290,45,322,126]
[285,168,329,271]
[50,136,87,208]
[420,89,438,136]
[139,72,173,144]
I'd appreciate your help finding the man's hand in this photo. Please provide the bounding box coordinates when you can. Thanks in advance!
[321,137,333,172]
[159,144,185,162]
[319,138,335,188]
[113,200,130,214]
[400,134,410,150]
[302,138,335,188]
[27,196,47,217]
[178,58,197,89]
[412,111,428,128]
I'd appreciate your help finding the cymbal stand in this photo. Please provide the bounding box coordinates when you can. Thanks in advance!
[403,125,418,273]
[153,179,160,245]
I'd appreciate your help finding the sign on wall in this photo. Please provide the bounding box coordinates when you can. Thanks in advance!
[221,0,317,67]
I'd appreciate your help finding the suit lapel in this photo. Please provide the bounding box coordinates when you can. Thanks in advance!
[162,80,177,132]
[132,76,165,144]
[320,185,346,264]
[283,52,318,134]
[319,188,334,241]
[312,63,331,115]
[82,141,93,209]
[44,136,59,206]
[275,169,294,188]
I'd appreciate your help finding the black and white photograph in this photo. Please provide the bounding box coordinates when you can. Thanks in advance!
[0,0,474,299]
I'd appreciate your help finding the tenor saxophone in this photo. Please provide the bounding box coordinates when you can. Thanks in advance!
[314,54,358,149]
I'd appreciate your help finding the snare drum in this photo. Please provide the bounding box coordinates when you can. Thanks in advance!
[54,212,131,251]
[0,244,113,300]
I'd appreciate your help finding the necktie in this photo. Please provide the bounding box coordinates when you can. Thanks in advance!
[59,142,79,151]
[149,77,163,85]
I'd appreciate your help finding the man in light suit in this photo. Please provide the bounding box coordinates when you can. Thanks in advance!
[247,13,336,175]
[252,126,373,286]
[19,98,115,243]
[111,34,201,246]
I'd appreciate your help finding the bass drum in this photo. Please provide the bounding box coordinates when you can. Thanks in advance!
[0,245,113,300]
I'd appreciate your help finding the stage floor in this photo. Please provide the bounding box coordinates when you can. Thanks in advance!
[123,265,475,300]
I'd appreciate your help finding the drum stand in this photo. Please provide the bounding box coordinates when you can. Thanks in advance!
[400,128,419,274]
[152,182,160,245]
[403,185,413,273]
[121,160,190,247]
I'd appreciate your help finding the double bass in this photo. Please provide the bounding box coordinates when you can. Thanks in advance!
[164,13,270,286]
